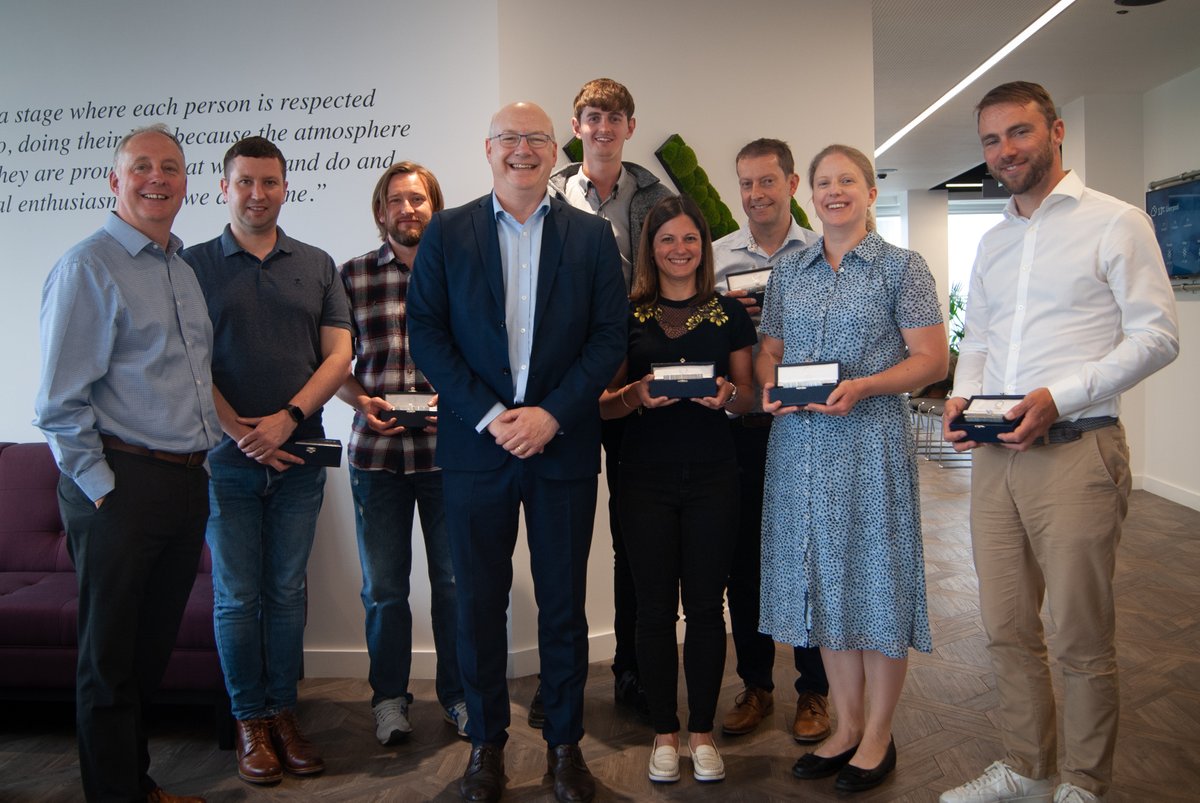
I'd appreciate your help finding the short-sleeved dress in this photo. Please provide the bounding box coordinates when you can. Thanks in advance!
[758,231,942,659]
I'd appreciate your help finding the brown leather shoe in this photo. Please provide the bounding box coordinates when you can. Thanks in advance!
[546,744,595,802]
[235,718,282,785]
[792,691,832,743]
[721,686,773,735]
[461,744,505,802]
[146,788,206,803]
[270,709,325,776]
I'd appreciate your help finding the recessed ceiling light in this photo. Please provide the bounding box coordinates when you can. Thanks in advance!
[875,0,1078,158]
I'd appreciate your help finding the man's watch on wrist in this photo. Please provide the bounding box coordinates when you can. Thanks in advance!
[723,384,738,407]
[284,404,305,424]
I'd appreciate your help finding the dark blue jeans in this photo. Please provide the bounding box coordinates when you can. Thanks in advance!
[206,460,325,720]
[350,466,462,709]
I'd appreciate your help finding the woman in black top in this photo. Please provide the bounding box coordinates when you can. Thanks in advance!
[599,196,756,785]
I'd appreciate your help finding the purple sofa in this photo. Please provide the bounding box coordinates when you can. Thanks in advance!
[0,441,232,747]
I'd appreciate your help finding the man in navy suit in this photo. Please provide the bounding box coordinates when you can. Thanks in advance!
[408,101,626,803]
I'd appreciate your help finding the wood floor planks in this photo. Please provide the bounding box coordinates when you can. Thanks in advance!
[1,462,1198,801]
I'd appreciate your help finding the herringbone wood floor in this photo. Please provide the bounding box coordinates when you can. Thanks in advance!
[2,463,1198,801]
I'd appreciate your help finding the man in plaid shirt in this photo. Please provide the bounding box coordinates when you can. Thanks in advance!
[336,161,467,746]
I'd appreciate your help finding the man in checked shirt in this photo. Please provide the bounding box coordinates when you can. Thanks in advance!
[336,161,468,746]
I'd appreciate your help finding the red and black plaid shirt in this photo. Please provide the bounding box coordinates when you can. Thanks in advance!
[338,243,437,474]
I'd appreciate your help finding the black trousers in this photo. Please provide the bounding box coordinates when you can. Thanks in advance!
[728,419,828,696]
[620,458,738,734]
[601,417,638,678]
[58,449,210,802]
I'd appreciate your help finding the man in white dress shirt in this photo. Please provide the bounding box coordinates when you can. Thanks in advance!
[940,81,1178,803]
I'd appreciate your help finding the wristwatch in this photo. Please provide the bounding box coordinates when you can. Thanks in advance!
[723,384,739,407]
[284,404,305,424]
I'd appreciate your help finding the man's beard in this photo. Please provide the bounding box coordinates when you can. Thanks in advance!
[388,222,424,247]
[994,138,1055,196]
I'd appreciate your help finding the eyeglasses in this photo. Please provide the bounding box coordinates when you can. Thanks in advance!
[488,131,554,149]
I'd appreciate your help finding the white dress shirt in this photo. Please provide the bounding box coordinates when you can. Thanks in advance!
[952,171,1179,420]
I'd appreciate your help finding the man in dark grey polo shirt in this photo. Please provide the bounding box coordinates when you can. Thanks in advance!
[184,136,351,788]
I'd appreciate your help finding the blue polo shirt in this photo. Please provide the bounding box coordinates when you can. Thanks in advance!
[184,225,351,464]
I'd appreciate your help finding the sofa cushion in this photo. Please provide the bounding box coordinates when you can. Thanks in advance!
[0,442,72,572]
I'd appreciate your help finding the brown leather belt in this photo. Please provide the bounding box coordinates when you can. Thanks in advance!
[101,434,208,468]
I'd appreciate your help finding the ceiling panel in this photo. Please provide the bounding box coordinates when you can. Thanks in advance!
[871,0,1200,193]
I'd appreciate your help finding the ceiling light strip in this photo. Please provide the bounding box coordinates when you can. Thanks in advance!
[874,0,1077,159]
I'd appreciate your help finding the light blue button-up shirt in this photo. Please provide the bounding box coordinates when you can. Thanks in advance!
[477,193,550,431]
[34,213,223,500]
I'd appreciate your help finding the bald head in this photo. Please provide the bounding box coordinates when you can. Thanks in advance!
[486,101,557,220]
[489,101,554,139]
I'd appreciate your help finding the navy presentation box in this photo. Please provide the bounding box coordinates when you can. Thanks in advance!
[280,438,343,467]
[768,361,839,407]
[947,395,1024,443]
[648,361,717,399]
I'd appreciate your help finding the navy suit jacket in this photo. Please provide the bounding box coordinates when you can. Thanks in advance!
[408,194,627,479]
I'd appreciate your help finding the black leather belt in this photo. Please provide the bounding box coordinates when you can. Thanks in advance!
[1044,417,1118,445]
[101,434,208,467]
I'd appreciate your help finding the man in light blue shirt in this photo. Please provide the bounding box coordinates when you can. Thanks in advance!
[34,124,221,803]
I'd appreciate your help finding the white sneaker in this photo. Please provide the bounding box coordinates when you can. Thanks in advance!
[648,739,679,783]
[940,761,1053,802]
[1053,784,1104,803]
[372,697,412,746]
[444,701,469,738]
[690,743,725,783]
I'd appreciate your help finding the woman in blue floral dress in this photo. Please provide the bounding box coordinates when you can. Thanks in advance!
[757,144,947,793]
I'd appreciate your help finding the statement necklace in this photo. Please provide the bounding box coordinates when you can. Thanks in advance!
[632,295,728,339]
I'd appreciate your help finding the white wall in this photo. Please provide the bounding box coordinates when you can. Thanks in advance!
[1141,67,1200,511]
[902,190,950,323]
[1060,93,1153,478]
[1,0,501,680]
[3,0,876,679]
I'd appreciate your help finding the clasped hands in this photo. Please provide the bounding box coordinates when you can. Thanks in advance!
[234,410,302,471]
[488,406,559,459]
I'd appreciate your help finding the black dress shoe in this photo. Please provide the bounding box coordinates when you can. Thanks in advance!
[546,744,595,803]
[528,682,545,729]
[791,743,859,779]
[460,744,504,802]
[834,737,896,793]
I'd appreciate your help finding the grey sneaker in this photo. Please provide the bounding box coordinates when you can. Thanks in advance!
[939,761,1053,802]
[372,697,412,746]
[444,700,469,738]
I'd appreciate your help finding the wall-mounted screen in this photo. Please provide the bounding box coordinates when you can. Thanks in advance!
[1146,175,1200,278]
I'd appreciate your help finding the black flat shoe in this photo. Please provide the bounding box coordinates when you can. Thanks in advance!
[792,743,860,779]
[834,737,896,793]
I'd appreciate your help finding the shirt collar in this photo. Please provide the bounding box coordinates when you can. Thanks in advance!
[492,191,551,224]
[218,224,293,259]
[571,165,626,202]
[737,219,812,256]
[796,230,883,271]
[104,212,183,258]
[1003,169,1082,222]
